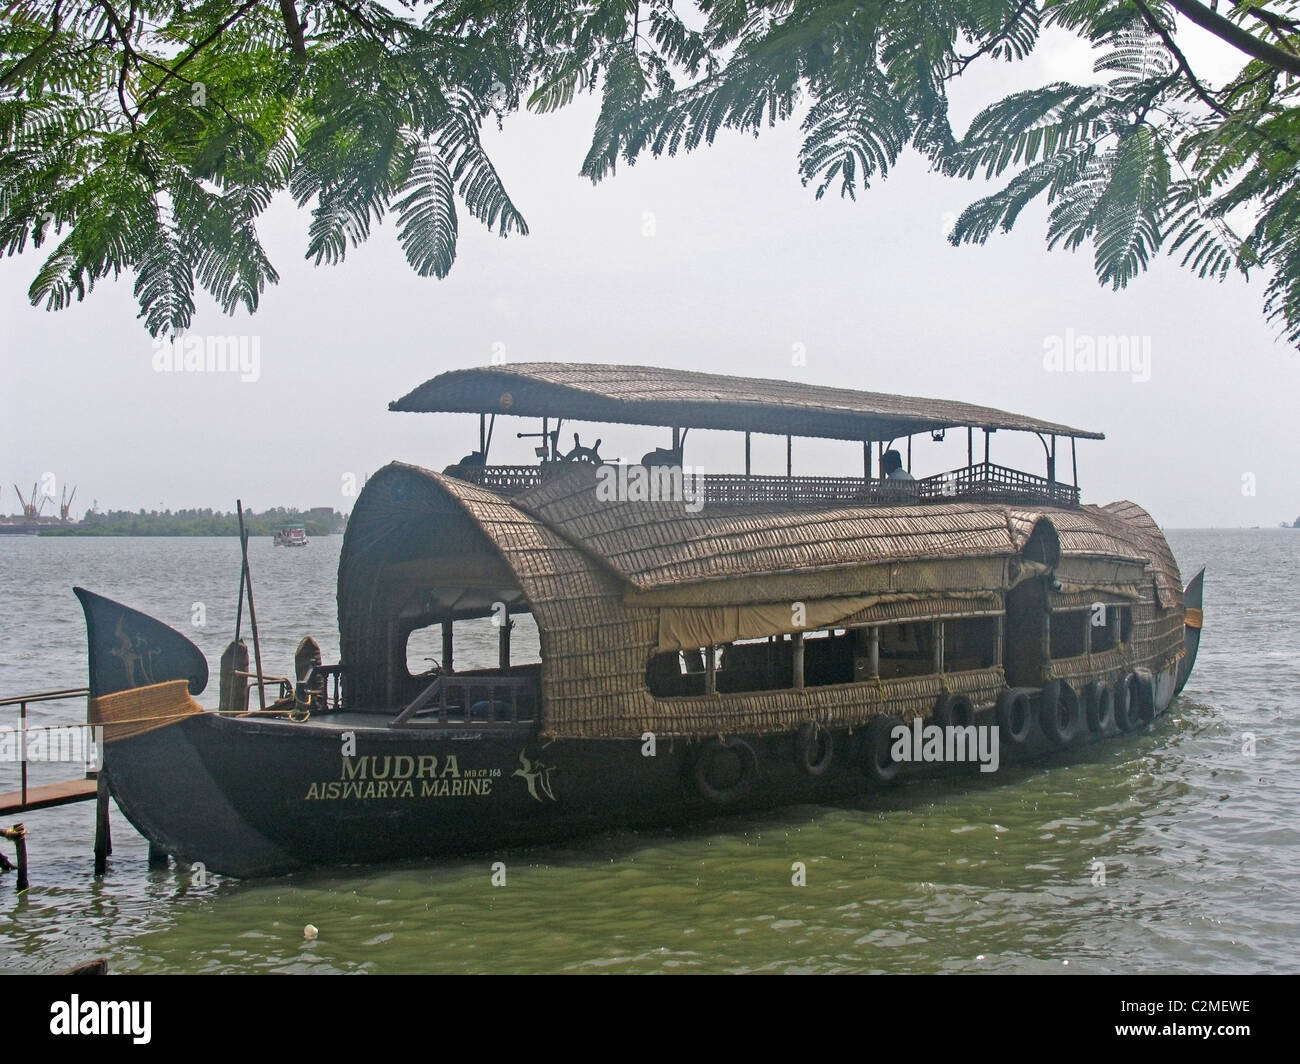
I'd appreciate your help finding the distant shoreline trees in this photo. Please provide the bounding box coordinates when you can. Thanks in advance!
[36,506,346,537]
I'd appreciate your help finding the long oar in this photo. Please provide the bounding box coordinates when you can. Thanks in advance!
[236,500,267,710]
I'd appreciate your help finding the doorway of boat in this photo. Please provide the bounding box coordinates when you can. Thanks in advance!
[1002,520,1060,688]
[337,464,543,728]
[1003,578,1047,688]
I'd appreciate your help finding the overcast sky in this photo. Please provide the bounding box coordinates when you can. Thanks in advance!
[2,23,1296,528]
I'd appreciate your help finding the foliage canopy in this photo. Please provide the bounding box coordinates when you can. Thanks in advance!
[2,1,1299,343]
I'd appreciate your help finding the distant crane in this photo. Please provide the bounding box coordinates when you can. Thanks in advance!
[59,485,77,522]
[12,483,48,520]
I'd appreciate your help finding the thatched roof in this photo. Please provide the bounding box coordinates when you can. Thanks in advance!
[511,465,1069,602]
[339,462,1181,737]
[390,363,1104,442]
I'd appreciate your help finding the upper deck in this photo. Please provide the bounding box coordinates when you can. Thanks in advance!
[441,460,1080,508]
[392,363,1099,510]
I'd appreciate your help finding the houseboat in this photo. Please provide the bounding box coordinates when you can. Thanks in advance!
[76,363,1203,877]
[274,524,309,547]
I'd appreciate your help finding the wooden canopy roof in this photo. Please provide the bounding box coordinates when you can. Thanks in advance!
[389,363,1105,442]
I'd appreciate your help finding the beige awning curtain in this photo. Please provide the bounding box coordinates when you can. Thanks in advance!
[655,592,1002,652]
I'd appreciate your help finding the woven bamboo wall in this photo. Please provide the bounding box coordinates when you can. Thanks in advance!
[339,464,1186,739]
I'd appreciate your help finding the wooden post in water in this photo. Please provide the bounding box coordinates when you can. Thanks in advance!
[93,773,110,876]
[219,640,250,712]
[3,824,28,892]
[236,501,266,710]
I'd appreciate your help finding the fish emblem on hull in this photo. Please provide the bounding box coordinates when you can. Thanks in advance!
[513,750,557,802]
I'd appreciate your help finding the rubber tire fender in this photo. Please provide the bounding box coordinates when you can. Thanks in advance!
[794,723,835,778]
[995,688,1034,745]
[933,692,975,729]
[1129,669,1156,724]
[1083,681,1114,734]
[860,716,905,785]
[1038,679,1081,746]
[1113,675,1139,733]
[693,738,758,805]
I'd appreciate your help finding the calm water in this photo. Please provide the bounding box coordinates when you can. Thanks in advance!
[0,530,1296,974]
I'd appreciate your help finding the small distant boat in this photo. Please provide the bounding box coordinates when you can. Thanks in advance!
[273,525,308,547]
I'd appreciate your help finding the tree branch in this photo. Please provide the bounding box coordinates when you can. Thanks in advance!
[1132,0,1231,118]
[1165,0,1300,77]
[279,0,308,59]
[950,0,1036,78]
[138,0,261,106]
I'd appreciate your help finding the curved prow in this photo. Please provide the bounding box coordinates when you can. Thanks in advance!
[1174,567,1205,697]
[74,587,209,697]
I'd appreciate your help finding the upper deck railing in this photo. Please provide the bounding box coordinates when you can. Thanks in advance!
[443,460,1080,508]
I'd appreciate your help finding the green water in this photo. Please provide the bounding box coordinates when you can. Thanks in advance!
[1,530,1296,973]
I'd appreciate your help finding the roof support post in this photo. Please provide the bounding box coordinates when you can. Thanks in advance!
[478,413,486,457]
[869,626,879,678]
[863,441,871,480]
[786,435,792,478]
[498,616,512,671]
[1071,437,1079,500]
[983,428,990,466]
[1040,597,1051,676]
[745,432,752,478]
[705,645,717,695]
[994,615,1004,667]
[906,435,912,471]
[442,620,454,675]
[933,620,945,675]
[967,427,973,469]
[792,632,805,690]
[1049,434,1057,483]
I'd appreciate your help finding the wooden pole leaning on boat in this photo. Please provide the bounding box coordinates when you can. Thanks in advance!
[236,500,267,710]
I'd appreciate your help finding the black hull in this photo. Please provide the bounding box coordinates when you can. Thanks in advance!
[1175,567,1205,697]
[105,662,1183,878]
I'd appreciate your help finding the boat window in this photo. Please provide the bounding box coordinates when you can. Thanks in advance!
[648,620,1003,697]
[1088,605,1130,652]
[647,632,860,696]
[875,622,934,679]
[942,616,999,671]
[801,630,854,687]
[405,613,541,676]
[718,637,786,692]
[1050,610,1088,659]
[646,647,713,696]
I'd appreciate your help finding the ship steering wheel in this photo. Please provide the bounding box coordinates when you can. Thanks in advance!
[561,433,603,464]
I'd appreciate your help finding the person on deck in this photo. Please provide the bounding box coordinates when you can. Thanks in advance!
[881,449,915,481]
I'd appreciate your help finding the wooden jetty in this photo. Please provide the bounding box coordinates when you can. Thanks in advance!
[1,686,113,888]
